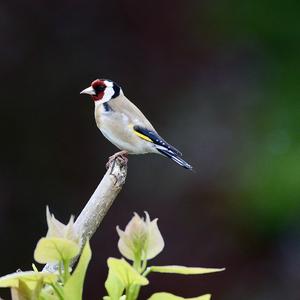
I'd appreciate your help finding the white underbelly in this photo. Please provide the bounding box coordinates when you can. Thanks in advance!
[99,126,155,154]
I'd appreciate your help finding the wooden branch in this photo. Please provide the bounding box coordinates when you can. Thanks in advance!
[43,157,127,272]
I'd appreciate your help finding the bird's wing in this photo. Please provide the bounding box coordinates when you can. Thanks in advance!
[133,125,182,156]
[109,95,182,156]
[110,95,155,130]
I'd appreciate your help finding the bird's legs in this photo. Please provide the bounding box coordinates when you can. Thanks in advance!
[106,150,128,169]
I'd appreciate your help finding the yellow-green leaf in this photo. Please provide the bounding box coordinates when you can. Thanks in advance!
[104,268,124,300]
[11,287,27,300]
[34,237,80,263]
[40,287,60,300]
[107,258,149,287]
[0,271,57,288]
[149,265,225,275]
[148,292,211,300]
[19,279,40,299]
[63,241,92,300]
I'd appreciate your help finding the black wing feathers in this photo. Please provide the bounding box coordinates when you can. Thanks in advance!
[133,125,192,170]
[155,147,193,170]
[133,125,182,156]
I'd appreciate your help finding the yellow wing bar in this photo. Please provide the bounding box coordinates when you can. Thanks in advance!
[133,129,153,142]
[129,124,154,142]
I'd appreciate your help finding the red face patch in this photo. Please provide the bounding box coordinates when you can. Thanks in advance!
[91,79,106,101]
[91,79,105,89]
[92,92,104,101]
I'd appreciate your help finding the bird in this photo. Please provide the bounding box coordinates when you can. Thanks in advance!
[80,79,193,170]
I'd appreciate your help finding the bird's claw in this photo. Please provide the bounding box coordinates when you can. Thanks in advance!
[106,151,128,170]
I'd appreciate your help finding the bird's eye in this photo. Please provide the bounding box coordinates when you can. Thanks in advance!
[95,85,106,93]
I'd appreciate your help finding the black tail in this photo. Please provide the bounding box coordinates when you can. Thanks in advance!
[156,147,193,171]
[132,126,193,170]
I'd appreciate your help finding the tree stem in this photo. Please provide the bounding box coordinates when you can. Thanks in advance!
[43,157,128,273]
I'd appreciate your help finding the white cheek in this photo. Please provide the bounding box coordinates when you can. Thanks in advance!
[102,87,114,103]
[104,80,113,87]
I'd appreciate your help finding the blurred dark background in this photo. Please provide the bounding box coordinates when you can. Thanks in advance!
[0,0,299,299]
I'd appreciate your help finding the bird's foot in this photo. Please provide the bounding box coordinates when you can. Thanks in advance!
[106,150,128,169]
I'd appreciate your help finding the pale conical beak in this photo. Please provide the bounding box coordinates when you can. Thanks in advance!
[80,86,96,95]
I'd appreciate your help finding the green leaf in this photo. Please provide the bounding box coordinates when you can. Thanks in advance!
[11,280,34,300]
[148,292,211,300]
[0,271,58,300]
[104,269,124,300]
[34,237,80,264]
[11,287,28,300]
[0,271,57,288]
[40,286,60,300]
[63,241,92,300]
[149,265,225,275]
[105,258,148,300]
[107,258,149,287]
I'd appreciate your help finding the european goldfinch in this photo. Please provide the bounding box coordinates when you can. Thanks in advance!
[80,79,193,170]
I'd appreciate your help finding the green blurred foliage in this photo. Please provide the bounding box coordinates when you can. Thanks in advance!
[208,0,300,233]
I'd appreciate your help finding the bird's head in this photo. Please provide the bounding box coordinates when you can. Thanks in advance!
[80,79,122,103]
